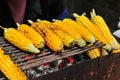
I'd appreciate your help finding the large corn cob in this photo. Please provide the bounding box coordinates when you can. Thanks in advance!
[53,20,86,47]
[28,21,64,52]
[0,26,40,53]
[73,13,111,52]
[41,20,75,47]
[17,24,45,49]
[0,48,27,80]
[63,18,96,43]
[90,9,119,50]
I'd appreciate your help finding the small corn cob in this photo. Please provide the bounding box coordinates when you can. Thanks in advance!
[28,20,64,52]
[17,23,45,49]
[0,48,27,80]
[90,9,119,50]
[73,13,112,51]
[0,26,40,53]
[41,20,75,47]
[63,18,96,43]
[53,19,86,47]
[87,48,100,59]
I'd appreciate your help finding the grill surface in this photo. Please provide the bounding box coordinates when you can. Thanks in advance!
[0,37,105,79]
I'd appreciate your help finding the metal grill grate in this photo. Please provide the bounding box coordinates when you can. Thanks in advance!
[0,37,105,79]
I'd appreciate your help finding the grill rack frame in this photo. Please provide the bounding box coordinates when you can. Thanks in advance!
[0,37,106,79]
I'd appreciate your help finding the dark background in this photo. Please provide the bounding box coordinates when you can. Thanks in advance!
[64,0,120,32]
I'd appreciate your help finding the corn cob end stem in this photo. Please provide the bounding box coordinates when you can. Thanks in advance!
[36,19,42,22]
[28,44,40,53]
[77,38,86,47]
[39,41,45,49]
[90,36,96,43]
[27,20,34,24]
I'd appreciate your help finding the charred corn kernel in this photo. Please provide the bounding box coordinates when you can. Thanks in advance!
[0,48,27,80]
[53,20,86,47]
[73,13,112,51]
[91,9,119,50]
[42,20,75,47]
[3,28,40,53]
[63,18,96,43]
[17,24,45,49]
[30,21,64,52]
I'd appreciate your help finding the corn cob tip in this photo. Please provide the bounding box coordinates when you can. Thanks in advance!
[36,19,42,22]
[103,44,112,52]
[39,41,45,49]
[73,12,86,18]
[73,13,80,18]
[90,9,97,19]
[0,25,6,31]
[52,19,61,22]
[27,20,33,24]
[77,38,86,47]
[16,23,20,27]
[90,36,96,43]
[110,39,119,49]
[28,44,40,53]
[70,41,76,47]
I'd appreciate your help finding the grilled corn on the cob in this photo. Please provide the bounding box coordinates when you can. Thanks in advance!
[90,9,119,50]
[53,20,86,47]
[29,21,64,52]
[17,24,45,49]
[63,18,96,43]
[2,27,40,53]
[0,48,27,80]
[73,13,112,51]
[41,20,75,47]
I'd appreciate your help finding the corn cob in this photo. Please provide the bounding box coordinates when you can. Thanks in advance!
[73,13,112,51]
[63,18,96,43]
[17,23,45,49]
[28,20,64,52]
[0,48,27,80]
[90,9,119,50]
[0,26,40,53]
[53,19,86,47]
[87,48,100,59]
[41,20,76,47]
